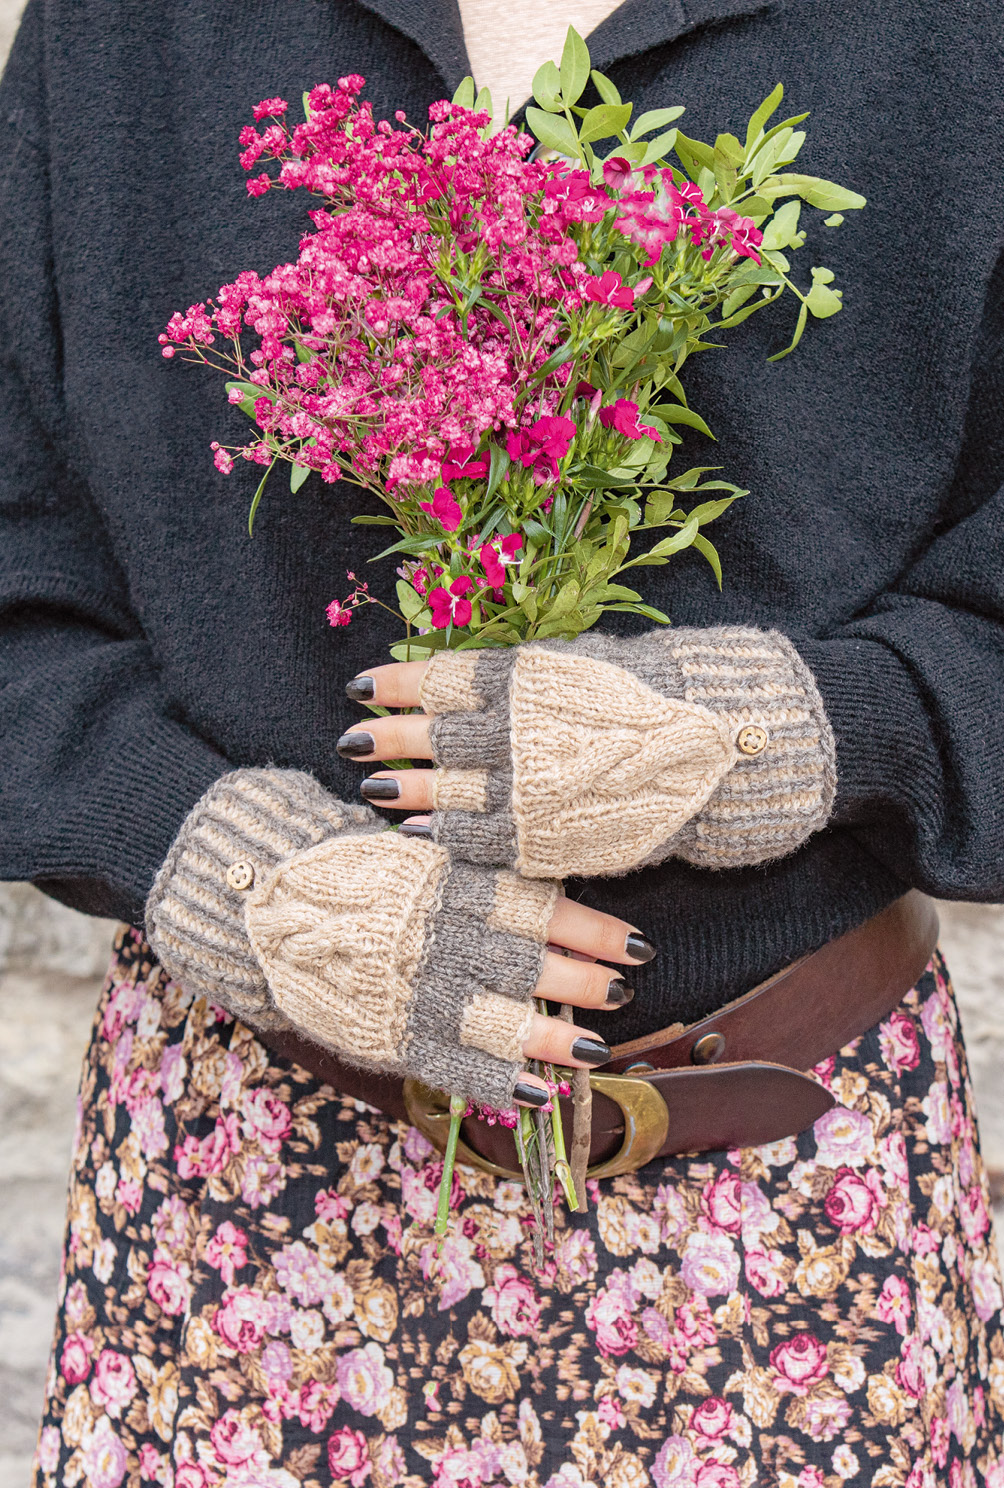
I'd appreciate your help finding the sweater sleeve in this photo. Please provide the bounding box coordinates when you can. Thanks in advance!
[797,249,1004,901]
[0,3,229,924]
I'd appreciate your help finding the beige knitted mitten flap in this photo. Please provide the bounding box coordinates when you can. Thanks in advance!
[420,627,837,878]
[146,768,384,1028]
[147,768,559,1109]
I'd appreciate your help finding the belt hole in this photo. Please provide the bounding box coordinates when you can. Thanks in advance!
[691,1032,726,1065]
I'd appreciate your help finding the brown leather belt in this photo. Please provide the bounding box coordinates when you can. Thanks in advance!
[257,891,938,1180]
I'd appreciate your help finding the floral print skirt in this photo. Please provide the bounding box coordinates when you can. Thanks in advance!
[32,926,1004,1488]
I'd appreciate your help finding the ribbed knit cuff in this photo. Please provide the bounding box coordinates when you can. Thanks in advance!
[661,627,837,870]
[145,768,382,1026]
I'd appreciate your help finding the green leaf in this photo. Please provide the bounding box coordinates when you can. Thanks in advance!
[350,514,398,526]
[673,131,717,174]
[692,533,723,588]
[474,85,494,118]
[486,443,510,501]
[533,339,576,380]
[532,60,562,112]
[760,198,802,251]
[302,90,312,121]
[630,106,685,139]
[247,458,276,537]
[824,212,845,227]
[688,495,739,525]
[395,579,427,620]
[648,514,700,556]
[744,83,784,150]
[389,633,450,661]
[370,533,444,561]
[604,601,672,623]
[770,174,867,211]
[289,461,310,493]
[804,266,843,319]
[452,76,476,109]
[578,102,632,142]
[714,132,745,166]
[525,107,579,158]
[590,69,621,105]
[750,127,794,188]
[559,26,591,105]
[569,463,637,490]
[652,403,716,439]
[768,299,809,361]
[640,129,680,166]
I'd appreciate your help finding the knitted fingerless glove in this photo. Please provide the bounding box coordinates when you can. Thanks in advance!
[421,626,836,879]
[146,768,559,1108]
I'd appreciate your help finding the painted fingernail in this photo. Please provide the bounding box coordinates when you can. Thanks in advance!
[514,1080,550,1107]
[605,978,634,1008]
[571,1037,611,1067]
[398,822,433,839]
[337,731,375,759]
[346,675,375,702]
[361,778,401,800]
[625,932,656,962]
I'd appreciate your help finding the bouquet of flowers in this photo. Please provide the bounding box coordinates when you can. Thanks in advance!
[163,27,864,1236]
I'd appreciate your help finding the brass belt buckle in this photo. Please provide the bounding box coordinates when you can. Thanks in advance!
[402,1073,670,1181]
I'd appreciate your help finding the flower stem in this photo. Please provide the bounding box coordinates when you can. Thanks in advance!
[434,1094,467,1239]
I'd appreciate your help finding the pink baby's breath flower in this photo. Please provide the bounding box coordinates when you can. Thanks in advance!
[253,97,288,121]
[326,600,352,627]
[211,444,234,474]
[428,575,474,628]
[599,398,662,441]
[419,486,463,532]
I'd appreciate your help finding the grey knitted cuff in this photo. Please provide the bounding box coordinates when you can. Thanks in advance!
[421,627,836,878]
[145,768,383,1026]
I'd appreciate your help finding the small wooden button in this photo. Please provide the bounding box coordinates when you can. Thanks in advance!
[691,1032,726,1065]
[226,860,256,891]
[737,723,769,756]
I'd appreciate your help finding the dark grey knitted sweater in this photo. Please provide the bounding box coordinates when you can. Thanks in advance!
[0,0,1002,1038]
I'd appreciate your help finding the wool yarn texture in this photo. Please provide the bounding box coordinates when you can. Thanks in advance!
[421,626,837,878]
[147,768,558,1108]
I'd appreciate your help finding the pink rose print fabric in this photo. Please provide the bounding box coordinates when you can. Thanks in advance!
[32,928,1004,1488]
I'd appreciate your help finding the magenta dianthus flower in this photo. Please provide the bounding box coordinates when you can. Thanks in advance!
[428,575,474,628]
[419,486,463,533]
[598,398,662,442]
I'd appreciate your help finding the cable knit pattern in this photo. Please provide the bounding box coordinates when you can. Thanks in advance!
[422,627,836,878]
[147,768,559,1108]
[145,769,383,1025]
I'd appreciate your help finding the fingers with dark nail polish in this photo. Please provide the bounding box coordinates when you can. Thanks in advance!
[360,778,401,800]
[398,821,433,839]
[346,675,375,702]
[625,932,657,963]
[337,731,375,759]
[605,977,634,1008]
[571,1037,611,1066]
[513,1080,550,1107]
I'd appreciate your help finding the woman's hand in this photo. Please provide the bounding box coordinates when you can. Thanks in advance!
[336,658,452,819]
[498,888,655,1105]
[337,629,835,881]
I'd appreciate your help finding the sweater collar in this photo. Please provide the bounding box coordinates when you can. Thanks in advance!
[350,0,773,96]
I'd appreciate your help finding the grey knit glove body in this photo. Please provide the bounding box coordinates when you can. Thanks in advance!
[420,626,836,879]
[147,769,558,1109]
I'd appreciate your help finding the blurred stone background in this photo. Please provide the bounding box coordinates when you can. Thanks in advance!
[0,0,1003,1479]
